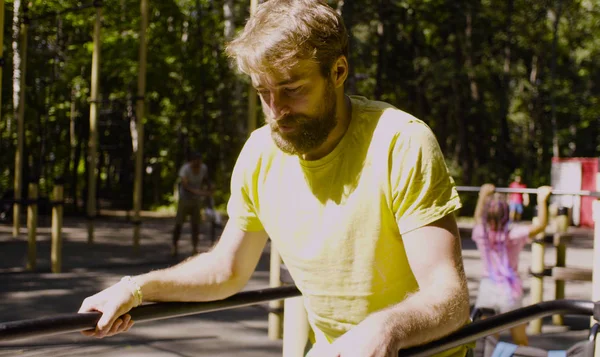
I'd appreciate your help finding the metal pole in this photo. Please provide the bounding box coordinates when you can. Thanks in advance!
[86,3,101,243]
[132,0,148,249]
[0,285,302,342]
[13,4,28,238]
[0,297,594,356]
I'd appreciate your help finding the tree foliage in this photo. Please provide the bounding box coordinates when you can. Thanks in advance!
[0,0,598,213]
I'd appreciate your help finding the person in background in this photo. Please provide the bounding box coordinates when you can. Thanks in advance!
[472,183,551,346]
[508,175,529,222]
[172,151,211,257]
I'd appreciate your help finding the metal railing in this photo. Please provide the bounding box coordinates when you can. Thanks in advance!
[1,286,598,356]
[456,185,600,198]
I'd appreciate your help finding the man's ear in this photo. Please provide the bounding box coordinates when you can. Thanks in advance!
[331,56,349,89]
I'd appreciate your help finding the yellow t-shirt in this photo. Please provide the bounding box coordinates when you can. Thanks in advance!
[228,96,465,357]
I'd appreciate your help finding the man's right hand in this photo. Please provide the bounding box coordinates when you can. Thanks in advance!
[78,281,137,338]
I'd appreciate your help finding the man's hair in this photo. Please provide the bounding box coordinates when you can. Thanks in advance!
[189,151,202,161]
[484,197,510,233]
[225,0,349,77]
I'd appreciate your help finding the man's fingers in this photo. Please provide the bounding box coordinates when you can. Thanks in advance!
[80,329,97,337]
[105,319,123,337]
[96,304,120,333]
[121,314,131,325]
[123,320,135,332]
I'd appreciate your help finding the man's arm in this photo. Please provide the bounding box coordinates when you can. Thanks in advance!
[382,213,470,350]
[137,222,268,301]
[78,221,269,337]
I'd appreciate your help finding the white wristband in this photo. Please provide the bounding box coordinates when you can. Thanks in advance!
[121,276,143,307]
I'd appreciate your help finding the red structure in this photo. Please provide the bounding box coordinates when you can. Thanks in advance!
[551,157,599,228]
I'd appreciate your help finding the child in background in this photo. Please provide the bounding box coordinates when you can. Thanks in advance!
[472,183,552,346]
[508,175,529,222]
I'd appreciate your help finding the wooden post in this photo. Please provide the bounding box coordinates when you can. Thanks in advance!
[593,199,600,357]
[132,0,148,249]
[529,208,545,334]
[552,206,568,326]
[13,4,28,238]
[592,200,600,315]
[87,3,102,244]
[268,244,283,340]
[283,296,310,357]
[26,182,38,271]
[0,0,5,123]
[51,181,64,273]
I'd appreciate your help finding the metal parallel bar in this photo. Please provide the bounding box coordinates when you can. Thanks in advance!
[0,285,301,343]
[401,299,595,357]
[0,289,596,356]
[456,186,600,198]
[1,290,596,355]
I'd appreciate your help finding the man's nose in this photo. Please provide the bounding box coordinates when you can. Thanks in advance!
[267,92,290,119]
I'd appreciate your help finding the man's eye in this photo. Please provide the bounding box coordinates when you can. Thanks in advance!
[284,86,302,94]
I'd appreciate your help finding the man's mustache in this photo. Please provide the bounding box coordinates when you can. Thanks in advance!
[269,114,305,127]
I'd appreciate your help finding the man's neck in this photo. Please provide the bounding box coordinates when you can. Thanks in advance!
[301,94,352,161]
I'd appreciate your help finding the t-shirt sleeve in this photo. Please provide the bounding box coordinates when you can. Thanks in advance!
[390,122,462,235]
[226,136,265,232]
[178,164,188,179]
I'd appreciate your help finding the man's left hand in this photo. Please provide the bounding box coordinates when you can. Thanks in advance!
[312,313,398,357]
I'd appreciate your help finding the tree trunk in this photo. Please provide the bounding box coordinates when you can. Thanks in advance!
[550,0,562,158]
[374,0,390,100]
[223,0,234,40]
[11,0,21,136]
[497,0,514,176]
[338,0,356,94]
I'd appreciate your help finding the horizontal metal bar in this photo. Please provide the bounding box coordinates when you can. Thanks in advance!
[0,289,596,357]
[456,186,600,198]
[401,299,596,357]
[0,285,301,343]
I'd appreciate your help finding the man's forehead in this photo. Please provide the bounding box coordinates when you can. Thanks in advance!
[251,60,319,87]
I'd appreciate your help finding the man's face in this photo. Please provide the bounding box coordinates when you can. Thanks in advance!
[191,158,201,169]
[252,60,338,156]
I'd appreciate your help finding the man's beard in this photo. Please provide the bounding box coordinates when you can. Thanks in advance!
[268,81,338,156]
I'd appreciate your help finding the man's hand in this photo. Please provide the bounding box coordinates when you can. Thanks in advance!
[308,313,397,357]
[78,281,137,338]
